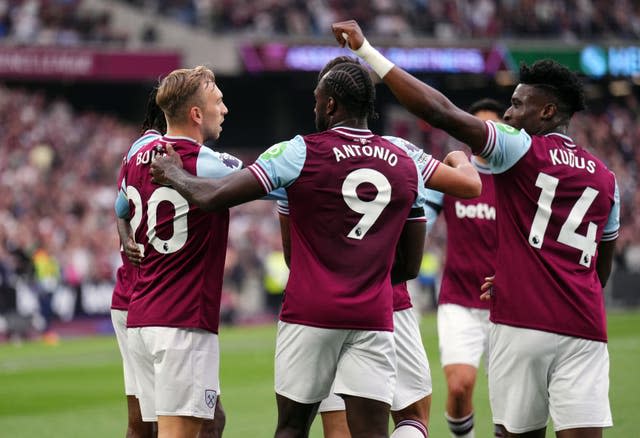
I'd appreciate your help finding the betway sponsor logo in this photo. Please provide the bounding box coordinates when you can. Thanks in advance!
[455,201,496,220]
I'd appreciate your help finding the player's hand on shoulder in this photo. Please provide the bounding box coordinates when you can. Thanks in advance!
[480,275,494,301]
[331,20,365,50]
[150,144,182,185]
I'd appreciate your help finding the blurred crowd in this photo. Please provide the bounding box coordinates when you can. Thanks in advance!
[0,0,125,46]
[0,83,639,336]
[120,0,640,40]
[2,0,639,46]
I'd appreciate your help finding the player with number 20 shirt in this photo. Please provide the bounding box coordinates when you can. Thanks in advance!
[125,136,242,333]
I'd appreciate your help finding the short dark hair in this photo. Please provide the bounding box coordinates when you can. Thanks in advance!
[319,58,378,120]
[468,98,505,117]
[519,60,586,116]
[141,86,166,135]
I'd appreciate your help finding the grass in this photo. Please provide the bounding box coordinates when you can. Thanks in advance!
[0,311,639,437]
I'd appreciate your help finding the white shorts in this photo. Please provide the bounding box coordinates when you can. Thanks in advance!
[127,326,220,422]
[437,304,490,368]
[111,310,138,396]
[275,322,396,405]
[319,309,432,412]
[489,323,612,433]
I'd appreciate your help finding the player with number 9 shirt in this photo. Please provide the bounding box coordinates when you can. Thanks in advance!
[332,19,620,438]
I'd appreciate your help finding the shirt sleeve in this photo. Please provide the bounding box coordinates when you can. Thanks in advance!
[117,133,162,218]
[276,199,289,215]
[248,136,307,193]
[114,156,130,218]
[383,135,441,184]
[263,188,288,201]
[480,121,532,174]
[423,189,444,234]
[407,207,426,223]
[127,132,161,161]
[115,190,129,219]
[412,169,429,209]
[602,177,620,241]
[196,148,244,178]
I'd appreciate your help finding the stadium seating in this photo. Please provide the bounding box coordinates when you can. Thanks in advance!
[116,0,640,40]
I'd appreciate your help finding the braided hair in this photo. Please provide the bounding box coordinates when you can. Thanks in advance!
[140,86,166,135]
[320,61,378,120]
[519,60,586,117]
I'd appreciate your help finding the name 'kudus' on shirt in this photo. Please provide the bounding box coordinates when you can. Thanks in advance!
[550,148,596,174]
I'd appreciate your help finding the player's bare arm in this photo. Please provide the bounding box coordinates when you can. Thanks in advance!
[429,151,482,198]
[150,144,265,211]
[331,20,487,153]
[596,240,616,287]
[391,217,426,285]
[116,217,142,266]
[278,214,292,269]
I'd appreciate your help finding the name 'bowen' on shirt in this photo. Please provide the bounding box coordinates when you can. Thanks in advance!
[333,144,398,166]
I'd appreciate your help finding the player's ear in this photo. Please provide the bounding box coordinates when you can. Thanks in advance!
[541,102,556,121]
[326,96,336,115]
[190,106,203,125]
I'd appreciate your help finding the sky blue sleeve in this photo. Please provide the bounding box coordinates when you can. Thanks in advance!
[276,199,289,215]
[127,132,161,161]
[381,136,430,209]
[196,148,244,178]
[115,190,129,219]
[383,135,440,185]
[263,188,288,201]
[602,178,620,241]
[383,135,425,164]
[480,121,532,174]
[424,189,443,234]
[412,164,429,209]
[251,136,307,191]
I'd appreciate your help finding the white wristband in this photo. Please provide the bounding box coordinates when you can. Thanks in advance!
[353,38,395,78]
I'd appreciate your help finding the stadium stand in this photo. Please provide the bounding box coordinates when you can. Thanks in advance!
[117,0,640,40]
[0,0,127,45]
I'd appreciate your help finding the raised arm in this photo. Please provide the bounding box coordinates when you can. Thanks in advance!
[150,145,265,211]
[332,20,488,154]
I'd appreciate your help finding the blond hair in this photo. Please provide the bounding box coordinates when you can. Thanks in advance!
[156,66,216,124]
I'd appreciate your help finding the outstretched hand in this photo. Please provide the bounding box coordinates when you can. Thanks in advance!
[480,275,495,301]
[331,20,366,51]
[150,144,183,185]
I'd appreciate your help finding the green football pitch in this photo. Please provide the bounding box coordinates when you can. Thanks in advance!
[1,311,638,437]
